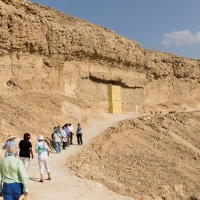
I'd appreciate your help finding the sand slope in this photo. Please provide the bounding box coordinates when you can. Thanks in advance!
[28,113,142,200]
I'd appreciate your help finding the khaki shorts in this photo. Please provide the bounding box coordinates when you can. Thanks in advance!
[19,157,30,168]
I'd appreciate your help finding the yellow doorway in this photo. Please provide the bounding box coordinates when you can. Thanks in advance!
[108,85,121,114]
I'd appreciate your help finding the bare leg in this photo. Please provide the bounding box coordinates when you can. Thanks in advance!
[40,174,44,181]
[47,172,51,180]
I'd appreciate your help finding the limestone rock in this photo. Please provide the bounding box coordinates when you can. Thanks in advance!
[0,0,200,113]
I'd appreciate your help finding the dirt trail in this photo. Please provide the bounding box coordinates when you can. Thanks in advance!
[28,113,147,200]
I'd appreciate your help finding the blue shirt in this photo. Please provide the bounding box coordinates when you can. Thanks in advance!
[3,141,18,157]
[35,142,48,157]
[65,128,70,136]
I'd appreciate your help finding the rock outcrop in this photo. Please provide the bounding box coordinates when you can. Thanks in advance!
[0,0,200,139]
[69,111,200,199]
[0,0,200,198]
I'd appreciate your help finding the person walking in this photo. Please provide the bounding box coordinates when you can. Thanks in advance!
[3,135,18,157]
[35,135,51,182]
[51,126,57,140]
[61,126,67,150]
[68,123,74,145]
[76,123,83,145]
[19,133,34,172]
[56,125,62,149]
[0,144,29,200]
[53,129,62,153]
[64,124,70,147]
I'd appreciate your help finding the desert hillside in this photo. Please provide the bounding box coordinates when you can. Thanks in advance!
[0,0,200,199]
[69,111,200,199]
[0,0,200,123]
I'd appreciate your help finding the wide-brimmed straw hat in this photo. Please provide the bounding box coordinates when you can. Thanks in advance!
[37,135,45,140]
[19,194,30,200]
[7,136,17,140]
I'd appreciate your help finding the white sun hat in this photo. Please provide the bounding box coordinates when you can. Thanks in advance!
[37,135,45,140]
[7,136,17,140]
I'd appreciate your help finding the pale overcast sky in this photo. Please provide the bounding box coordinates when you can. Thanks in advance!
[30,0,200,59]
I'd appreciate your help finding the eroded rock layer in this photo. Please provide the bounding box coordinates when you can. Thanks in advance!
[0,0,200,113]
[1,0,200,198]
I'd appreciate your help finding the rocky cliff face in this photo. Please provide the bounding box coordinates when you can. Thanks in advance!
[0,0,200,115]
[0,0,200,197]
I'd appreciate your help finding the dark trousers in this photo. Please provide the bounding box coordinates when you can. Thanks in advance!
[69,132,73,145]
[3,182,23,200]
[77,134,82,145]
[63,141,67,149]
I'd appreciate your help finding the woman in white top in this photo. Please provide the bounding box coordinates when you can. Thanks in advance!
[61,126,67,149]
[53,129,62,153]
[35,135,51,182]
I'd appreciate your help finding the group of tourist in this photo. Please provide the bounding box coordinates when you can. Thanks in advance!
[0,123,83,200]
[52,123,83,153]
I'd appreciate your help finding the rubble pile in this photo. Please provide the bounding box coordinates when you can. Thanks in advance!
[69,111,200,199]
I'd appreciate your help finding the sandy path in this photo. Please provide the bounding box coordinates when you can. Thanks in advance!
[28,113,147,200]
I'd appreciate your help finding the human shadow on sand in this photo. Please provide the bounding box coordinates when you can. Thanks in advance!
[29,177,39,182]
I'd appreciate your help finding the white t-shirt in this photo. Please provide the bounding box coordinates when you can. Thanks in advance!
[61,130,67,142]
[53,133,61,142]
[68,125,74,133]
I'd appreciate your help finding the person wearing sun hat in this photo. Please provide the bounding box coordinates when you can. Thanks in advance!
[35,135,51,182]
[2,135,18,157]
[0,144,29,200]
